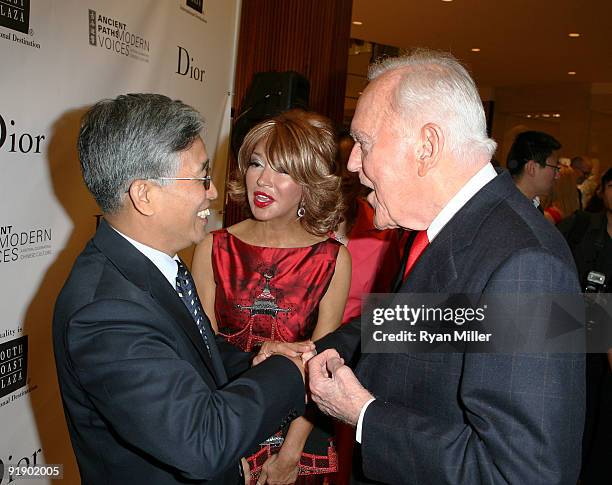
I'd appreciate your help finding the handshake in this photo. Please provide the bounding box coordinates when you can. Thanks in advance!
[252,340,318,370]
[252,340,373,428]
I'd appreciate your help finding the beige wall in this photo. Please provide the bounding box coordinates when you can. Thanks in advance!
[343,50,612,180]
[491,83,612,177]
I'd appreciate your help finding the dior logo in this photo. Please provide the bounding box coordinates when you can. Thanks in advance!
[0,447,42,484]
[176,46,205,83]
[0,114,45,154]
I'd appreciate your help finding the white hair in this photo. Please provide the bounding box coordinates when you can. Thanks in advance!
[368,49,497,164]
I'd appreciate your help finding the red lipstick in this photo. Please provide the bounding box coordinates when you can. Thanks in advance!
[253,191,275,208]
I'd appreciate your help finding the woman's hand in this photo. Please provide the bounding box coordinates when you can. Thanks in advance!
[252,340,315,366]
[241,458,250,485]
[256,453,299,485]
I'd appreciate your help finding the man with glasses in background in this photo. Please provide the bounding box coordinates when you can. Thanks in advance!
[507,130,562,211]
[570,155,594,209]
[53,94,310,484]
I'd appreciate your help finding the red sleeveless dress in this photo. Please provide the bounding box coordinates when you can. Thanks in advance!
[211,229,341,483]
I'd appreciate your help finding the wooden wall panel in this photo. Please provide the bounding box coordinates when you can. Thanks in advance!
[224,0,352,226]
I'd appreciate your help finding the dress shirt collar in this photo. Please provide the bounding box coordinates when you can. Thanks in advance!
[427,163,497,242]
[111,225,179,290]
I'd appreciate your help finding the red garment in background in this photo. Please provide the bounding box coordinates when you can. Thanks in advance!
[545,206,564,224]
[336,198,405,485]
[341,198,405,324]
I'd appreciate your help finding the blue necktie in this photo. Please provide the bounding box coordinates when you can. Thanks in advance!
[175,260,213,359]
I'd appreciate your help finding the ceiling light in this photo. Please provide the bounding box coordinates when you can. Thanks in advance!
[568,71,576,75]
[526,114,532,118]
[568,33,581,38]
[553,113,561,118]
[352,21,363,26]
[542,114,551,118]
[442,0,454,2]
[471,48,481,52]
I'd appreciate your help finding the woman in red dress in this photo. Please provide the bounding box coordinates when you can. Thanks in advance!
[192,110,351,484]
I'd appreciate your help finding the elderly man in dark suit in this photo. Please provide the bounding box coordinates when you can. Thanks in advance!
[308,50,585,484]
[53,94,310,484]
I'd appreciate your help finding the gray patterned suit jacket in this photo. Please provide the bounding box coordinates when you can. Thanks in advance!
[318,171,585,484]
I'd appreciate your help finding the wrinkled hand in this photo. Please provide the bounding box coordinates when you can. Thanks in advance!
[253,341,315,366]
[257,453,299,485]
[307,349,373,426]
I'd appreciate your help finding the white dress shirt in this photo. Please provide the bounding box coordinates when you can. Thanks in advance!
[356,163,498,442]
[111,226,180,289]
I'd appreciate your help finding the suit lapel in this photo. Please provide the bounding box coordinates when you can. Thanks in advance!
[147,267,227,386]
[399,171,515,293]
[93,220,225,386]
[402,228,457,292]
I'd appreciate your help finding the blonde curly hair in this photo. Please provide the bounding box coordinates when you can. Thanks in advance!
[228,109,344,236]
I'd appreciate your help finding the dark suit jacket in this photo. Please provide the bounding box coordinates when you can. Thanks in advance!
[53,220,304,484]
[558,210,610,288]
[318,171,585,484]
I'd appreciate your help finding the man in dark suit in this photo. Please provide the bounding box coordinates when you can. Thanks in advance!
[308,50,585,484]
[506,130,562,211]
[53,94,309,484]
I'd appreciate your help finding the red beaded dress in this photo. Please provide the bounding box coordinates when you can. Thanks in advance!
[211,229,341,484]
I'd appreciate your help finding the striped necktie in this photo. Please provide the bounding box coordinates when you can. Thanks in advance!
[175,260,213,359]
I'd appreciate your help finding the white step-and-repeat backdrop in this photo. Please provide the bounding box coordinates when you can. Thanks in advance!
[0,1,241,482]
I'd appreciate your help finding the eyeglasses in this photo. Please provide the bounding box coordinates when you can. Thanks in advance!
[545,163,561,173]
[154,159,211,190]
[156,176,211,190]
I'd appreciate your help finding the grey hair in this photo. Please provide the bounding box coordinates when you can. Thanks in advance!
[368,49,497,164]
[78,93,204,213]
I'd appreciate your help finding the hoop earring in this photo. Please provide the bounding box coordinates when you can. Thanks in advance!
[297,206,305,218]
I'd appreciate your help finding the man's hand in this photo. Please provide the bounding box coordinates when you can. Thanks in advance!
[252,340,315,366]
[308,349,373,426]
[256,453,299,485]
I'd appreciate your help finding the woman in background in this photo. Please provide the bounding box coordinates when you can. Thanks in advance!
[544,166,580,224]
[333,132,405,324]
[331,132,406,485]
[192,110,350,485]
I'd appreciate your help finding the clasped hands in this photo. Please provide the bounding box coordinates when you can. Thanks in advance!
[253,342,373,427]
[252,340,317,368]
